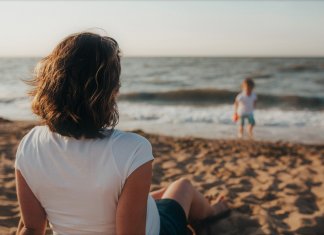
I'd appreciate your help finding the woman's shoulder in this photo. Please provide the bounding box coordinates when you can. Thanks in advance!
[112,129,151,147]
[17,125,46,149]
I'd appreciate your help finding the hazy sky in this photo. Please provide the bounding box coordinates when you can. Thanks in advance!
[0,1,323,57]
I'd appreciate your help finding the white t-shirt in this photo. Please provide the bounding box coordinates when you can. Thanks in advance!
[15,126,160,235]
[235,92,257,115]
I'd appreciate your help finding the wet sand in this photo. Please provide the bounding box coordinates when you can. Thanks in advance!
[1,118,324,235]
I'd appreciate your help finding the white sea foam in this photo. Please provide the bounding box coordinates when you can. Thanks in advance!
[119,102,324,128]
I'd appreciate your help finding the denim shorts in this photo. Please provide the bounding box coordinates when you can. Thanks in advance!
[239,113,255,126]
[156,199,188,235]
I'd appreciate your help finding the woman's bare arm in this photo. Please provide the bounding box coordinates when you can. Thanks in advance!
[16,170,47,235]
[116,161,153,235]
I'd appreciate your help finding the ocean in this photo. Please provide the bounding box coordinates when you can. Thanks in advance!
[1,57,324,143]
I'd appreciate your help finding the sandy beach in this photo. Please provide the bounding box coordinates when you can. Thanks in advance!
[0,118,324,235]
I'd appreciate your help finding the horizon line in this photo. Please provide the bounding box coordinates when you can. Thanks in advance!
[1,55,324,59]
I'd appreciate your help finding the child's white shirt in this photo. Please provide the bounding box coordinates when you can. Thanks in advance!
[236,91,257,115]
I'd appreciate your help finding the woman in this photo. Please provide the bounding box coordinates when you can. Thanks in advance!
[15,32,228,235]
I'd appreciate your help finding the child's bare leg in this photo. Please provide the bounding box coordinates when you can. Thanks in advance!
[238,125,244,138]
[161,178,227,222]
[247,124,254,138]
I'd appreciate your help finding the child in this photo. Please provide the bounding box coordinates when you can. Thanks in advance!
[233,78,257,138]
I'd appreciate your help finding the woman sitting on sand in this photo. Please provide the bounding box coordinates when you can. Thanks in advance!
[15,32,228,235]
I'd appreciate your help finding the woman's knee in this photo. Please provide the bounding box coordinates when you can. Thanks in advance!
[176,177,191,185]
[164,177,193,196]
[163,178,193,217]
[173,178,192,193]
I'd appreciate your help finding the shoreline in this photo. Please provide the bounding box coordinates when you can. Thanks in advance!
[116,117,324,145]
[1,119,324,235]
[2,116,324,145]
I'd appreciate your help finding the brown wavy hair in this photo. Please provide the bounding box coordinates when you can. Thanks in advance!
[29,32,121,139]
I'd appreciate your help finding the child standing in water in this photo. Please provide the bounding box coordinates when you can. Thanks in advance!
[233,78,257,138]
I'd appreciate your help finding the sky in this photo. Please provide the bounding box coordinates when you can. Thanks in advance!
[0,1,323,57]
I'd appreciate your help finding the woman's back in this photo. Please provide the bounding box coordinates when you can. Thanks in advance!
[15,126,159,235]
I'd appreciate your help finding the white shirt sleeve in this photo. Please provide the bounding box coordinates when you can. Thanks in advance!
[15,139,24,171]
[112,132,154,181]
[15,130,32,171]
[125,139,154,178]
[14,128,41,199]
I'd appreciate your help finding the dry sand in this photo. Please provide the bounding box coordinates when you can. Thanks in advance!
[0,118,323,235]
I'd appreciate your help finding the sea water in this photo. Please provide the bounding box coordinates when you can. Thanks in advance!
[1,57,323,143]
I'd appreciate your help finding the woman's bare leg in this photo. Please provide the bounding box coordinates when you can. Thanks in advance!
[161,178,228,221]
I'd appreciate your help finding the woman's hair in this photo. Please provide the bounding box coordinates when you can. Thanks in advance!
[242,78,255,89]
[29,32,121,139]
